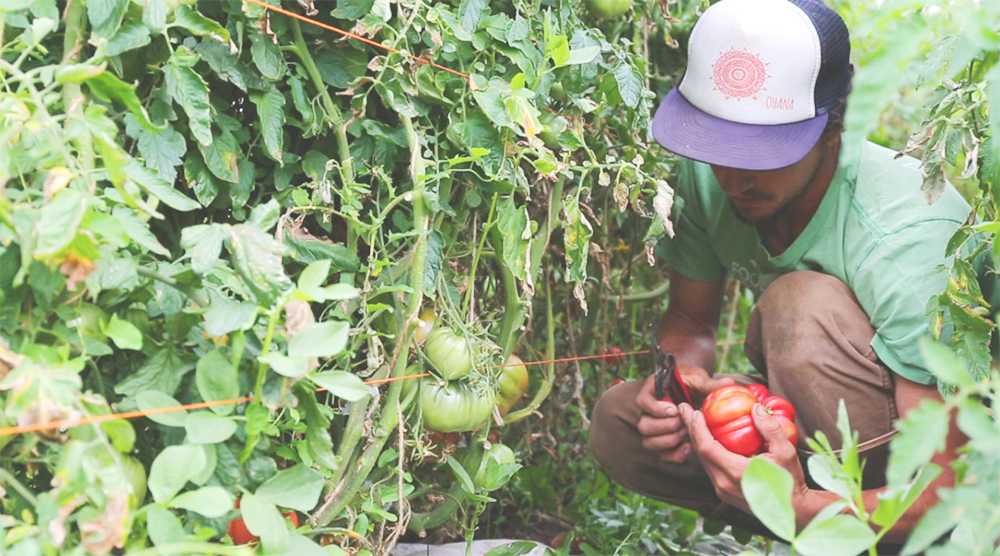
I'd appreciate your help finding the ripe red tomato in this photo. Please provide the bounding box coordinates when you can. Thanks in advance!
[702,385,797,456]
[228,498,301,545]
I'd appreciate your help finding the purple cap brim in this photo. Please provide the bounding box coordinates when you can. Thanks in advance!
[651,88,829,171]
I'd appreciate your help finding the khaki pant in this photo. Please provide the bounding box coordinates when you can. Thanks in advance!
[589,271,899,539]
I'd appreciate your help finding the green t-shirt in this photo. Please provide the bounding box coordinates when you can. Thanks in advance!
[659,140,972,385]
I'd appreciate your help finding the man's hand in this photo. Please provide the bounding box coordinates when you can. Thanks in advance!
[635,367,735,463]
[678,402,810,512]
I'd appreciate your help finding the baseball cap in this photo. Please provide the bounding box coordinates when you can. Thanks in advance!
[651,0,852,171]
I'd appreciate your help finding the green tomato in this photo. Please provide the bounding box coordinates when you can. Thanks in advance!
[122,456,147,508]
[425,327,473,380]
[587,0,633,18]
[419,377,496,432]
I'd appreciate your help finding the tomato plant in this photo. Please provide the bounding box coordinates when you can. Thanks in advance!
[702,385,797,456]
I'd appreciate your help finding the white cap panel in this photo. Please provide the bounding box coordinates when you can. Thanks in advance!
[678,0,821,125]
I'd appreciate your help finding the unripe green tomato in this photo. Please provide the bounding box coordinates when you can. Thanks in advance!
[425,327,474,380]
[122,456,147,507]
[587,0,633,18]
[419,378,496,432]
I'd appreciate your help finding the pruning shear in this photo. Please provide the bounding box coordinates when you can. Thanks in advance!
[652,331,694,406]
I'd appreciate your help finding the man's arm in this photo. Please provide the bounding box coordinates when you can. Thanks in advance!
[791,375,965,543]
[657,271,725,373]
[632,271,727,463]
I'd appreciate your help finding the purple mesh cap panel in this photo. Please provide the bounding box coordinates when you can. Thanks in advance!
[789,0,852,113]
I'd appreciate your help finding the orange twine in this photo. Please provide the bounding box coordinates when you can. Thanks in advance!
[0,350,649,437]
[242,0,470,80]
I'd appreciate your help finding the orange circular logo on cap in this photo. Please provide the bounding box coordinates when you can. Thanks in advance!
[712,48,768,99]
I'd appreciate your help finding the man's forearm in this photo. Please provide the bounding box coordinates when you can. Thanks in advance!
[658,309,717,373]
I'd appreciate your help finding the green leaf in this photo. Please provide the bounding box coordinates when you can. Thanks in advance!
[284,235,361,270]
[173,6,229,42]
[148,444,207,502]
[741,457,795,541]
[100,419,135,452]
[227,223,292,302]
[103,22,151,57]
[254,464,324,512]
[484,541,539,556]
[136,390,187,427]
[88,0,127,38]
[180,224,227,273]
[126,161,201,211]
[248,199,281,231]
[184,412,238,444]
[546,34,570,66]
[458,0,487,33]
[115,348,195,398]
[142,0,169,33]
[260,352,311,378]
[918,337,973,388]
[104,314,143,350]
[613,63,643,109]
[252,87,286,163]
[146,505,185,548]
[310,371,369,401]
[130,121,186,184]
[332,0,374,20]
[204,294,258,337]
[35,188,87,257]
[241,493,290,553]
[871,464,940,529]
[446,455,477,494]
[197,129,241,183]
[112,208,170,256]
[250,32,286,80]
[164,50,213,145]
[886,400,949,485]
[298,260,330,291]
[196,349,239,416]
[170,486,233,517]
[84,71,159,130]
[288,321,350,359]
[496,197,531,281]
[562,193,593,284]
[314,48,368,88]
[793,515,877,556]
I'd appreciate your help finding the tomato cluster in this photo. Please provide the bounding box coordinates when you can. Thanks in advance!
[416,310,531,432]
[702,384,798,456]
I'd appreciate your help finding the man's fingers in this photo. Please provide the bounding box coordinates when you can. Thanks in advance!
[751,404,797,461]
[636,375,678,418]
[679,404,746,467]
[660,443,691,463]
[640,430,688,452]
[637,415,685,436]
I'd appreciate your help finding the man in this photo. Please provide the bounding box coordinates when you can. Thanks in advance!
[589,0,967,546]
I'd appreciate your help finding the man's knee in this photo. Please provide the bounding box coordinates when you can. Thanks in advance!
[588,381,640,474]
[758,271,855,320]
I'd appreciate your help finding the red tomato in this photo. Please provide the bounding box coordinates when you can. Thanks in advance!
[228,498,301,545]
[746,383,770,402]
[702,385,797,456]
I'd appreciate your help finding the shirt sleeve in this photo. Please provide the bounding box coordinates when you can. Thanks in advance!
[851,219,963,385]
[655,161,726,282]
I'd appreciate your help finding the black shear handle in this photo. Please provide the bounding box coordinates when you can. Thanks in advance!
[654,353,694,406]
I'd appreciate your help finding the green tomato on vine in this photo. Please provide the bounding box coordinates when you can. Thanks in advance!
[587,0,633,18]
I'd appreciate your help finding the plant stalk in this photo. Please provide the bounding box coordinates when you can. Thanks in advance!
[312,114,429,527]
[503,273,556,424]
[61,0,93,178]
